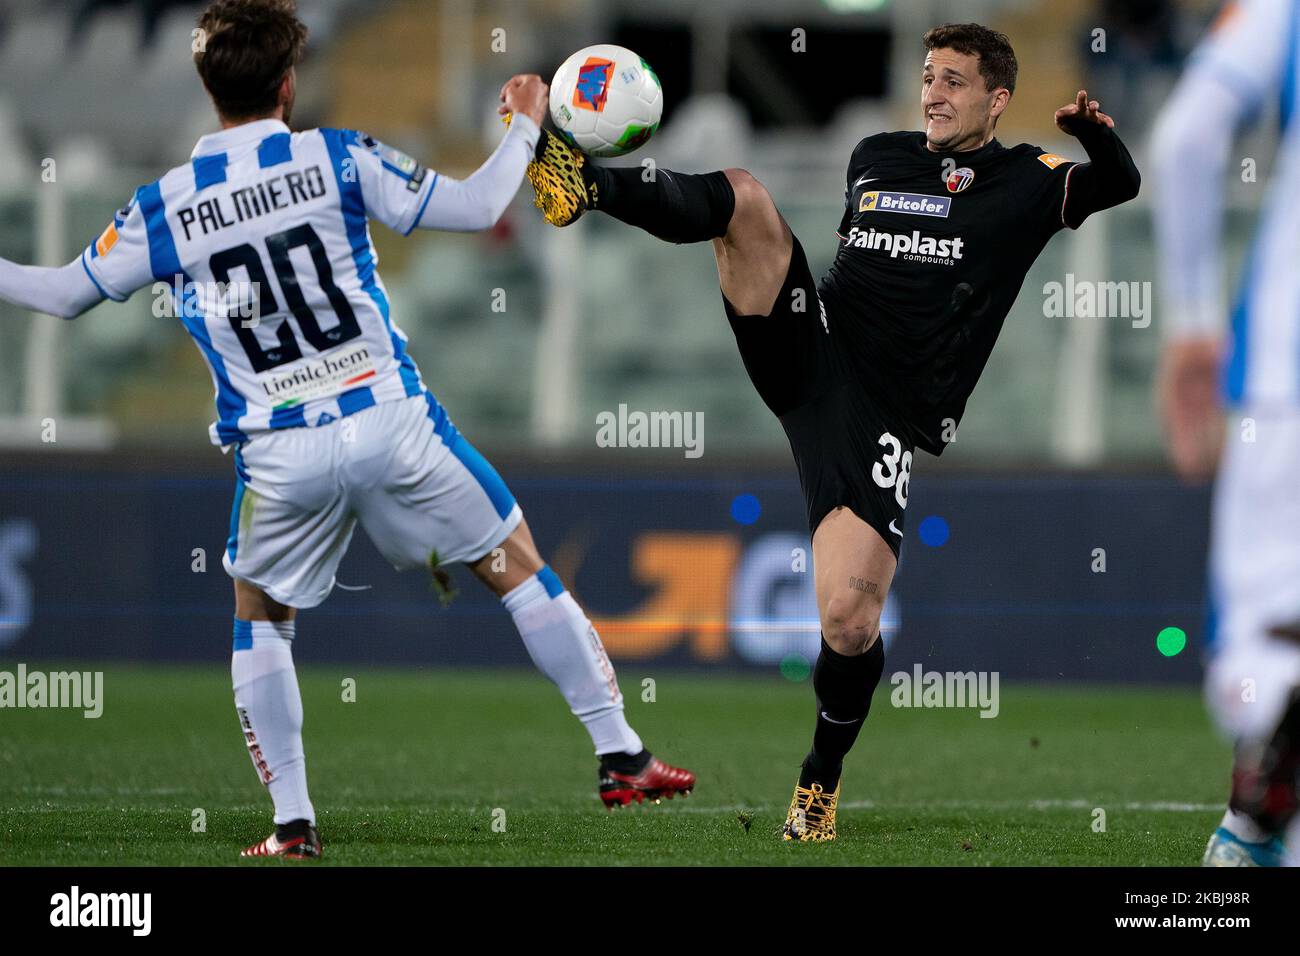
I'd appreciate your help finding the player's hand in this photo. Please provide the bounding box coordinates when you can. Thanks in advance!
[1156,336,1224,482]
[1054,89,1115,135]
[498,74,548,127]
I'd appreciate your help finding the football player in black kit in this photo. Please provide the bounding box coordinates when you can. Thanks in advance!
[526,22,1140,841]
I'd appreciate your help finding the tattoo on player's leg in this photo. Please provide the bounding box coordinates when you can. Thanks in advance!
[848,577,879,594]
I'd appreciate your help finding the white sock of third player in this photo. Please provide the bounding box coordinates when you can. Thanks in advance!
[1218,807,1271,844]
[231,618,316,826]
[503,567,644,757]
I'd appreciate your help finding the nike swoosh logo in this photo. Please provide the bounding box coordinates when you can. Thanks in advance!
[820,711,862,726]
[888,520,903,537]
[853,175,878,189]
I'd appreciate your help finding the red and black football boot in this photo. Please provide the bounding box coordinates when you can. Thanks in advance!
[240,819,322,859]
[599,751,696,809]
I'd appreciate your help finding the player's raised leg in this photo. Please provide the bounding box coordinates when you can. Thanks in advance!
[783,507,894,843]
[230,579,321,859]
[528,131,799,330]
[527,128,738,242]
[466,518,696,808]
[710,170,794,316]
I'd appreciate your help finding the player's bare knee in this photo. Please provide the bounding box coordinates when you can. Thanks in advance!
[821,592,881,656]
[723,168,765,207]
[722,168,783,241]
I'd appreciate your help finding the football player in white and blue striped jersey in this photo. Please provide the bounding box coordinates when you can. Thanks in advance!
[1153,0,1300,867]
[0,0,694,858]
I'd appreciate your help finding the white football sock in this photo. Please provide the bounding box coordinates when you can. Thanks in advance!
[1219,806,1271,844]
[503,568,643,757]
[231,619,315,827]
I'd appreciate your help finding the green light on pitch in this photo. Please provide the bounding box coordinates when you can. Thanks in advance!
[780,654,811,681]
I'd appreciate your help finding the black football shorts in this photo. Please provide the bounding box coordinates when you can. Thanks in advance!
[721,235,915,558]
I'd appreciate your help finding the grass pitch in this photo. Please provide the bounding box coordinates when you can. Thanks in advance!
[0,665,1228,865]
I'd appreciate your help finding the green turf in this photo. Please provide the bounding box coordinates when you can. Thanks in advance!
[0,664,1229,865]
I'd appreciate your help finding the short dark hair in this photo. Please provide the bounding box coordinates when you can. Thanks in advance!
[194,0,308,120]
[922,23,1017,95]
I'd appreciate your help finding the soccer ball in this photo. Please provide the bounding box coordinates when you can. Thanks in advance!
[548,44,662,158]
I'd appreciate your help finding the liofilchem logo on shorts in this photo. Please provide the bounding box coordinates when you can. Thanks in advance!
[258,342,377,408]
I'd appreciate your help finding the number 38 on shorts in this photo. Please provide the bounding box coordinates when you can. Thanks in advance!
[871,431,912,509]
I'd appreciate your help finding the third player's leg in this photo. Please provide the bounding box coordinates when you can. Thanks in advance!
[712,169,795,317]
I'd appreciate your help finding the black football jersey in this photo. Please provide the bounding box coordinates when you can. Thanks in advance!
[817,131,1077,455]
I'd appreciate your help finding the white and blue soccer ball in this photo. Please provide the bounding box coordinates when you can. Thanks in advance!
[548,44,663,158]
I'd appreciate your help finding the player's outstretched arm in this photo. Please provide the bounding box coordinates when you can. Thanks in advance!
[0,257,105,320]
[1053,90,1141,229]
[409,74,548,233]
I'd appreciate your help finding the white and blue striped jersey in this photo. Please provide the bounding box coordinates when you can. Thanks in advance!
[1154,0,1300,407]
[82,119,438,445]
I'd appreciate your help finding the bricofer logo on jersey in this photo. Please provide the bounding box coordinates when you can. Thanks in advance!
[842,225,964,266]
[859,191,952,218]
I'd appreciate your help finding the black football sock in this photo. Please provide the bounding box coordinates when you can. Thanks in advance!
[799,635,886,790]
[600,748,652,775]
[584,165,735,244]
[275,818,314,839]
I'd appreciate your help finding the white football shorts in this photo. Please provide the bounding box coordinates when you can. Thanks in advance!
[1205,408,1300,742]
[222,392,523,608]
